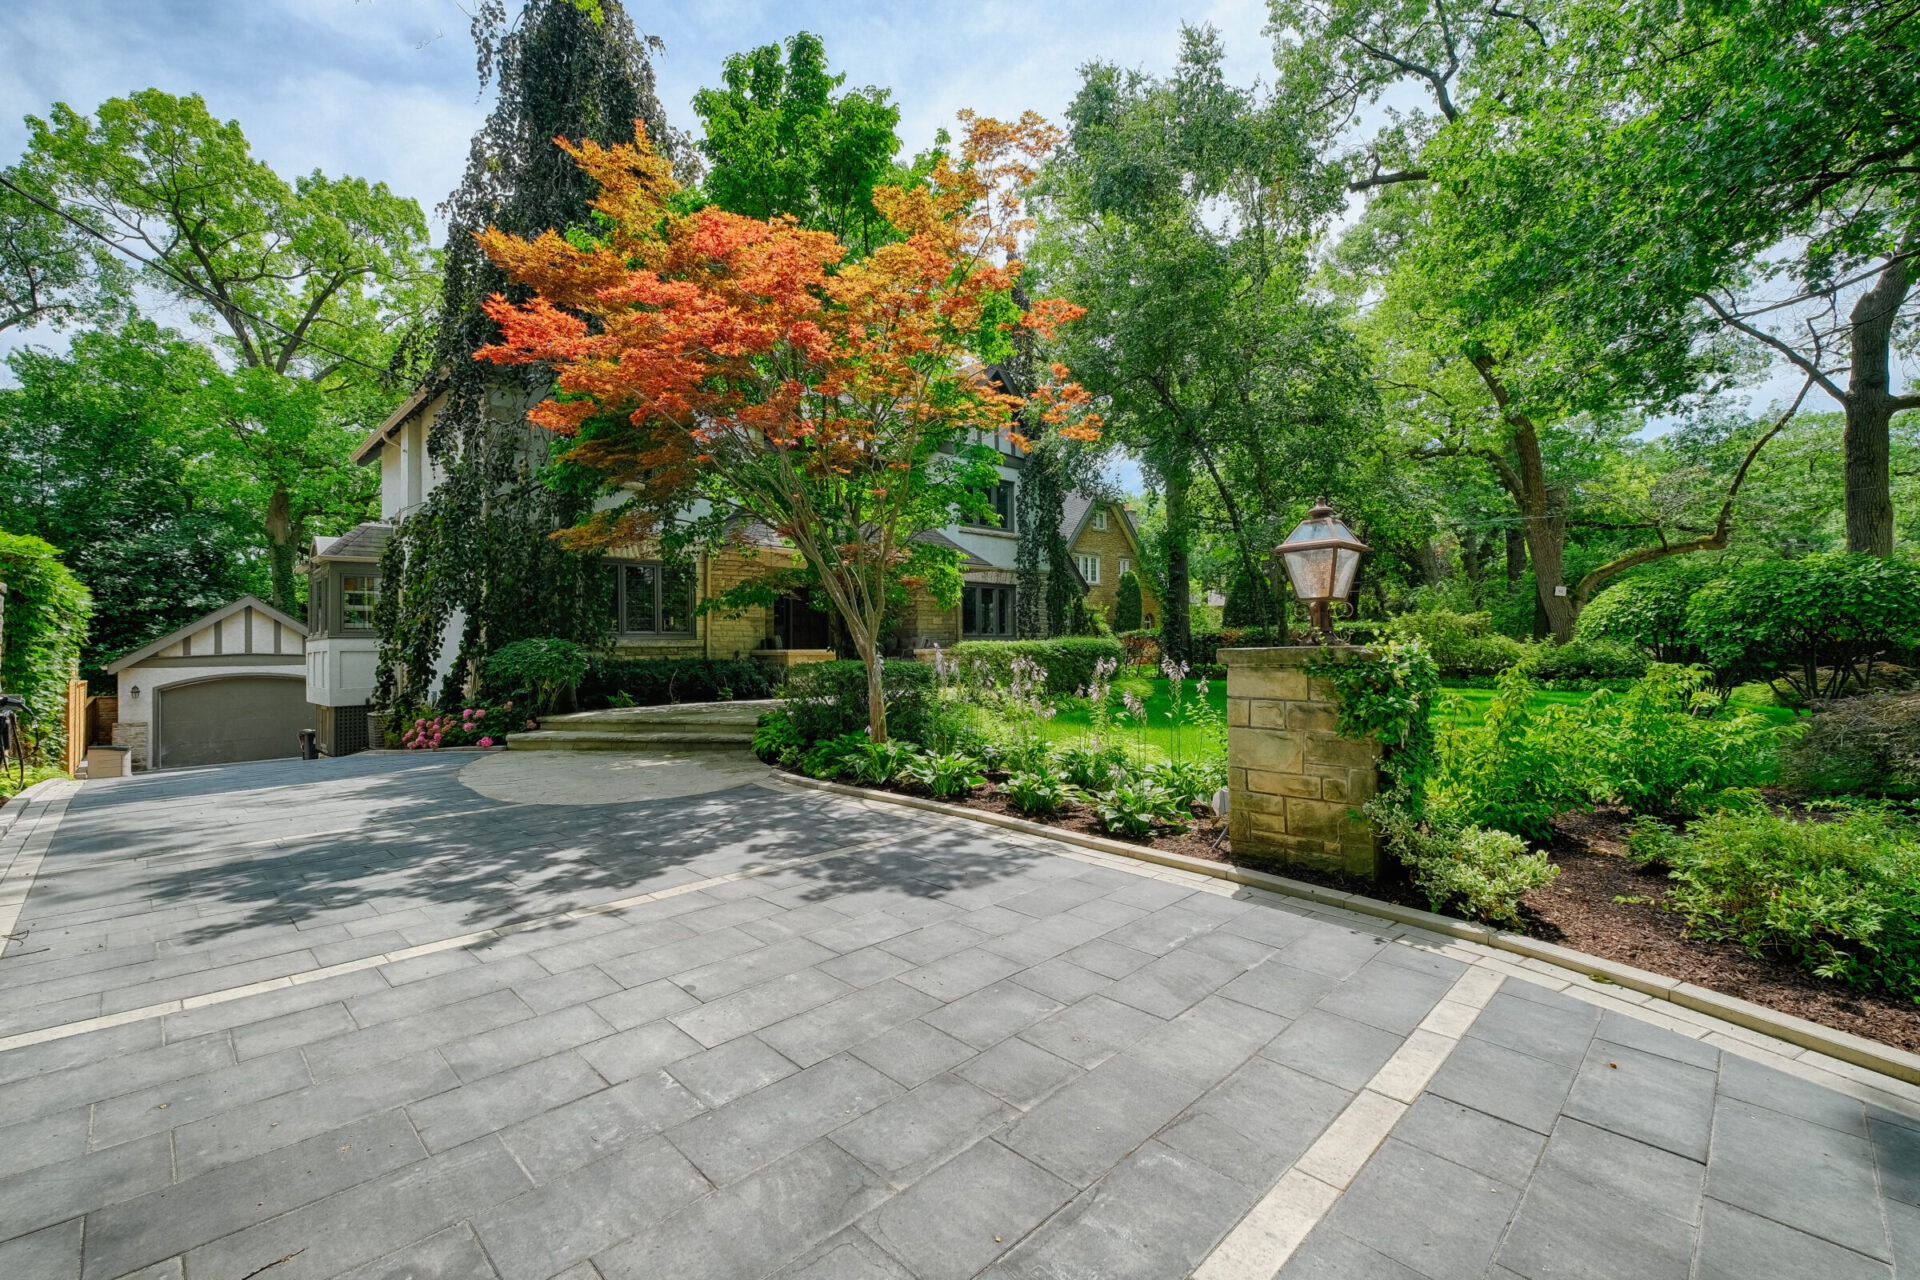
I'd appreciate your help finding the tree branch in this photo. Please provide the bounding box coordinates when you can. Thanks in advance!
[1696,292,1848,402]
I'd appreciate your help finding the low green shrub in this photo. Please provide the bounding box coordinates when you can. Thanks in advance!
[578,657,773,709]
[847,738,920,785]
[1152,758,1224,810]
[907,751,986,798]
[798,732,868,779]
[1576,565,1717,668]
[1003,770,1073,816]
[482,638,588,714]
[1377,809,1557,928]
[1528,636,1649,682]
[1573,665,1776,815]
[752,710,802,764]
[1429,667,1583,839]
[1686,553,1920,701]
[1384,611,1528,676]
[0,532,91,765]
[784,659,935,744]
[947,637,1125,696]
[1057,741,1128,790]
[1628,806,1920,999]
[1092,777,1187,837]
[1114,571,1145,632]
[1781,692,1920,797]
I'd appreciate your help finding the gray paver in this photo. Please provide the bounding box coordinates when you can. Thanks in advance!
[499,1072,706,1184]
[667,1034,800,1107]
[831,1073,1015,1186]
[1000,1056,1201,1187]
[1696,1198,1890,1280]
[1261,1006,1402,1090]
[1322,1138,1523,1279]
[90,1048,313,1149]
[1280,1225,1431,1279]
[864,1138,1074,1280]
[1016,993,1160,1067]
[1393,1094,1547,1189]
[1706,1096,1890,1259]
[476,1136,711,1280]
[666,1054,902,1185]
[334,1224,501,1280]
[0,1219,81,1280]
[956,1035,1083,1109]
[849,1018,976,1088]
[80,1111,426,1280]
[579,1019,704,1084]
[407,1052,607,1153]
[758,978,941,1067]
[1428,1035,1579,1134]
[0,1130,172,1244]
[1563,1040,1717,1160]
[596,1139,891,1280]
[1157,1056,1351,1191]
[773,1227,913,1280]
[922,978,1064,1049]
[670,969,854,1048]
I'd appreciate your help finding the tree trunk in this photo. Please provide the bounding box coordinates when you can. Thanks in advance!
[1505,529,1527,586]
[856,626,888,743]
[1843,250,1912,555]
[1470,358,1576,642]
[265,484,296,613]
[1161,469,1193,662]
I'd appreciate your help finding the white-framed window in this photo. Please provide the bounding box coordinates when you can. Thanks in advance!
[1074,552,1101,585]
[610,562,695,636]
[1118,557,1132,578]
[1091,508,1109,531]
[341,574,380,631]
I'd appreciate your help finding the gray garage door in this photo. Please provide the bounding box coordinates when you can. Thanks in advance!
[155,676,310,769]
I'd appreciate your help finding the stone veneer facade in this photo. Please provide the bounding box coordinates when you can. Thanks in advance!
[1223,646,1384,877]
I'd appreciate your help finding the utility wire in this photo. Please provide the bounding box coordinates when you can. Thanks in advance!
[0,172,409,381]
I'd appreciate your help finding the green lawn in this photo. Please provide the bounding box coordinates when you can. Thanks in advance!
[953,674,1801,762]
[0,761,66,802]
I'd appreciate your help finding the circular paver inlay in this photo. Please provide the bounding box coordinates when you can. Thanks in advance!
[457,748,770,805]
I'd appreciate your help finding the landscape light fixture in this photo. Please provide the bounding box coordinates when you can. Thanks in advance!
[1276,499,1369,643]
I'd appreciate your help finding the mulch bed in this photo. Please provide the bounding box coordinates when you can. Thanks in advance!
[804,768,1920,1055]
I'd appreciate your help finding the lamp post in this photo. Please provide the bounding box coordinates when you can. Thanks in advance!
[1276,500,1369,643]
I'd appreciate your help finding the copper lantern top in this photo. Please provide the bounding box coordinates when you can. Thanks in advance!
[1276,501,1370,605]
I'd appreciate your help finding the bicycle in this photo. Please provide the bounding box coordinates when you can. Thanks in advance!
[0,693,28,791]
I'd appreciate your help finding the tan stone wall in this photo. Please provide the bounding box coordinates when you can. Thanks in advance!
[894,590,959,650]
[112,720,150,771]
[1223,646,1383,876]
[1070,509,1161,624]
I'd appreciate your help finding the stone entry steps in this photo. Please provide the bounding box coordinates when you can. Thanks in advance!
[508,699,774,753]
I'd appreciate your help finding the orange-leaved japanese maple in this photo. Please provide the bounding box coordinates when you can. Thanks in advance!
[474,112,1099,741]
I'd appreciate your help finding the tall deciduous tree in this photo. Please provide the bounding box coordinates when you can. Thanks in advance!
[379,0,683,705]
[1411,0,1920,555]
[15,89,436,609]
[472,117,1099,739]
[0,323,261,676]
[692,31,910,255]
[1035,27,1374,656]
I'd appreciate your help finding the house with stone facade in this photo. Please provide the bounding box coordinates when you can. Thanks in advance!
[309,386,1153,722]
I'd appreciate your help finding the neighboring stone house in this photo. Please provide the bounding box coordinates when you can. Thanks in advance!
[324,389,1144,707]
[1059,493,1161,629]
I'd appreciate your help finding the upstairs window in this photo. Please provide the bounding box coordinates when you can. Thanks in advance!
[1091,508,1109,531]
[1074,553,1101,585]
[1119,556,1133,578]
[611,562,695,636]
[962,481,1016,533]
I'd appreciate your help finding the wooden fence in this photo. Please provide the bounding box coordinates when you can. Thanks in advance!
[65,678,86,776]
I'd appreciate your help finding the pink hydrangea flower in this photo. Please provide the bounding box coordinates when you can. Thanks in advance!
[478,736,493,748]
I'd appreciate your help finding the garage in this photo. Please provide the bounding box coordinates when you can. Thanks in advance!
[154,675,309,769]
[106,597,311,771]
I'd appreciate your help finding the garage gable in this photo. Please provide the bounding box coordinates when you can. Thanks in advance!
[106,597,306,673]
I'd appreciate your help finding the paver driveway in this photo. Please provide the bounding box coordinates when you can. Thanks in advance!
[0,752,1916,1280]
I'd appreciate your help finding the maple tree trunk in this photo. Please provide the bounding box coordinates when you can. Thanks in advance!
[1506,529,1527,587]
[265,485,296,613]
[1844,251,1911,555]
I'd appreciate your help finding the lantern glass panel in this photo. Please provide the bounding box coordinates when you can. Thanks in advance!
[1283,545,1335,600]
[1331,546,1362,599]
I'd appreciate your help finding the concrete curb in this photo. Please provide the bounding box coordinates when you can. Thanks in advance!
[0,776,64,845]
[777,771,1920,1088]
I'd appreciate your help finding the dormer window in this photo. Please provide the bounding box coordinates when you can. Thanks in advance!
[1092,508,1109,531]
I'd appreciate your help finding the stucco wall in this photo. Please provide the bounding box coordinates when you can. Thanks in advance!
[114,660,307,771]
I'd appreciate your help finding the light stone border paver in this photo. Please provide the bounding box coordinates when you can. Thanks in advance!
[769,774,1920,1128]
[1193,965,1506,1279]
[0,829,907,1056]
[0,779,78,952]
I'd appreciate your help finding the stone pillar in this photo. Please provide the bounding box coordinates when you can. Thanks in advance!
[1223,646,1384,877]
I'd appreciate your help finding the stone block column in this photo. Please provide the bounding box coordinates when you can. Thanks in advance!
[1223,646,1384,877]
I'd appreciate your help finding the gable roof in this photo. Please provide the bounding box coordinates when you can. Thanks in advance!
[1060,492,1142,550]
[351,372,446,466]
[105,597,306,674]
[309,523,393,564]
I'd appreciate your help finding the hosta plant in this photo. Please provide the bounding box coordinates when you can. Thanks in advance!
[1093,779,1187,837]
[1003,771,1074,817]
[909,752,987,799]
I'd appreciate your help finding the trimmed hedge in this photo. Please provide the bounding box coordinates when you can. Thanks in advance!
[578,657,773,709]
[0,533,91,766]
[946,637,1125,695]
[784,659,936,744]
